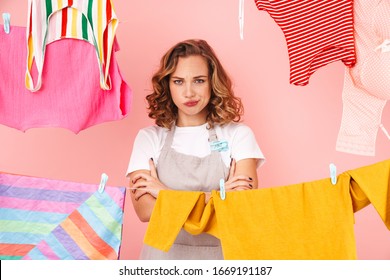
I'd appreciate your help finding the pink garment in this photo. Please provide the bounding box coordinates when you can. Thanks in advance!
[0,24,132,133]
[336,0,390,156]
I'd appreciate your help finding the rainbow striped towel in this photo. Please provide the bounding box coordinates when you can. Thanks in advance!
[0,173,126,260]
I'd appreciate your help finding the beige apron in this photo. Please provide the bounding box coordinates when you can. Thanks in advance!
[139,125,229,259]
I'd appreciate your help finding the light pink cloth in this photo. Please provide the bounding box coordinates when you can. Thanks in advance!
[0,24,132,133]
[336,0,390,156]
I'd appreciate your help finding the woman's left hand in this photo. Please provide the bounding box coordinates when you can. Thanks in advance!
[224,159,253,191]
[130,159,169,200]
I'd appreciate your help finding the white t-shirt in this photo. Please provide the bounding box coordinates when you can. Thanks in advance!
[126,122,265,176]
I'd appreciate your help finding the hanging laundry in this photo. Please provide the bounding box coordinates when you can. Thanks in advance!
[336,0,390,156]
[25,0,118,91]
[0,24,132,133]
[253,0,356,86]
[144,159,390,259]
[0,172,126,260]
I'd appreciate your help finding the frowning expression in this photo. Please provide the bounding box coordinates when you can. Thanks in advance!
[169,55,211,127]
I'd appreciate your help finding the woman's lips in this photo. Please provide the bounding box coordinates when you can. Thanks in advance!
[184,101,199,107]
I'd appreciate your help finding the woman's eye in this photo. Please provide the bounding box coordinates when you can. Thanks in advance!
[194,79,205,84]
[173,80,183,85]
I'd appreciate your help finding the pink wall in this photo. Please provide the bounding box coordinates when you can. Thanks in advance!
[1,0,389,259]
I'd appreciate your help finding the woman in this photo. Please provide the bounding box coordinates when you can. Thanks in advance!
[126,39,265,259]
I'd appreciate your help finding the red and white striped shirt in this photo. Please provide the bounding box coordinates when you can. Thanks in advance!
[254,0,356,86]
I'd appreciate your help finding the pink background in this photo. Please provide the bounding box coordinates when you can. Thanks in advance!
[1,0,389,259]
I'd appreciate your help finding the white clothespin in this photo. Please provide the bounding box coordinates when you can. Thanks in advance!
[3,13,10,34]
[98,173,108,193]
[374,39,390,53]
[219,178,226,200]
[380,124,390,140]
[329,163,337,185]
[239,0,245,40]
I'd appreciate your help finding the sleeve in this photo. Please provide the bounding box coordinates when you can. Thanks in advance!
[230,124,265,168]
[125,128,158,177]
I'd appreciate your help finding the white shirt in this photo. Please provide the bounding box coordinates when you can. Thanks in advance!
[126,122,265,176]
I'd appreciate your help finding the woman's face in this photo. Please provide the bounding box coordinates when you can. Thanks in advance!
[169,55,211,127]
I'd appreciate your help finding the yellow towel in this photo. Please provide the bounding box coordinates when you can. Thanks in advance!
[348,160,390,229]
[143,159,390,259]
[212,175,356,259]
[143,190,204,252]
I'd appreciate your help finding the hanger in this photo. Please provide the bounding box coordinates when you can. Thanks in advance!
[219,178,226,200]
[239,0,245,40]
[98,173,108,193]
[3,13,10,34]
[329,163,337,185]
[379,124,390,140]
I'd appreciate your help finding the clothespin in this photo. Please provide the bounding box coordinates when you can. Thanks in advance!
[329,163,337,185]
[98,173,108,193]
[219,178,226,200]
[239,0,245,40]
[3,13,10,34]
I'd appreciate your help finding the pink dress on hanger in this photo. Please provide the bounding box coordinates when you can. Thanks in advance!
[0,24,132,133]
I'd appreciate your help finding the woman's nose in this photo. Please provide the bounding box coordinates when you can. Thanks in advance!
[183,85,196,98]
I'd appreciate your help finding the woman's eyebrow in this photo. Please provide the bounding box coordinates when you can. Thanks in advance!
[170,75,208,79]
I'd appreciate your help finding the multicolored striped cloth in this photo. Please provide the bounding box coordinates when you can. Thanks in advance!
[26,0,118,91]
[0,173,126,260]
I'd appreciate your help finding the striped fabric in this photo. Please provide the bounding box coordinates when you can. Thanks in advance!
[0,173,125,260]
[25,0,118,92]
[254,0,356,86]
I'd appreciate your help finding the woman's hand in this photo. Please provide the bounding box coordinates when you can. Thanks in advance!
[224,159,254,191]
[129,159,169,201]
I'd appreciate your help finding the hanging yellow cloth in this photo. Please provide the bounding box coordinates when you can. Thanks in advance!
[144,191,204,252]
[143,159,390,259]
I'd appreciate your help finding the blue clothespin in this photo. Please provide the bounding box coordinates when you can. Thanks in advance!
[98,173,108,193]
[329,163,337,185]
[3,13,11,34]
[219,178,226,200]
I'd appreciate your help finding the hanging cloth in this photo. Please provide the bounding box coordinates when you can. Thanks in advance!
[0,24,132,133]
[144,159,390,259]
[0,172,126,260]
[25,0,118,91]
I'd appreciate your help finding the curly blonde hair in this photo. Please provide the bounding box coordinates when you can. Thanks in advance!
[146,39,243,129]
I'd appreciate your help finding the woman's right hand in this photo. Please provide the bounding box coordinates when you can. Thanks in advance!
[129,158,169,201]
